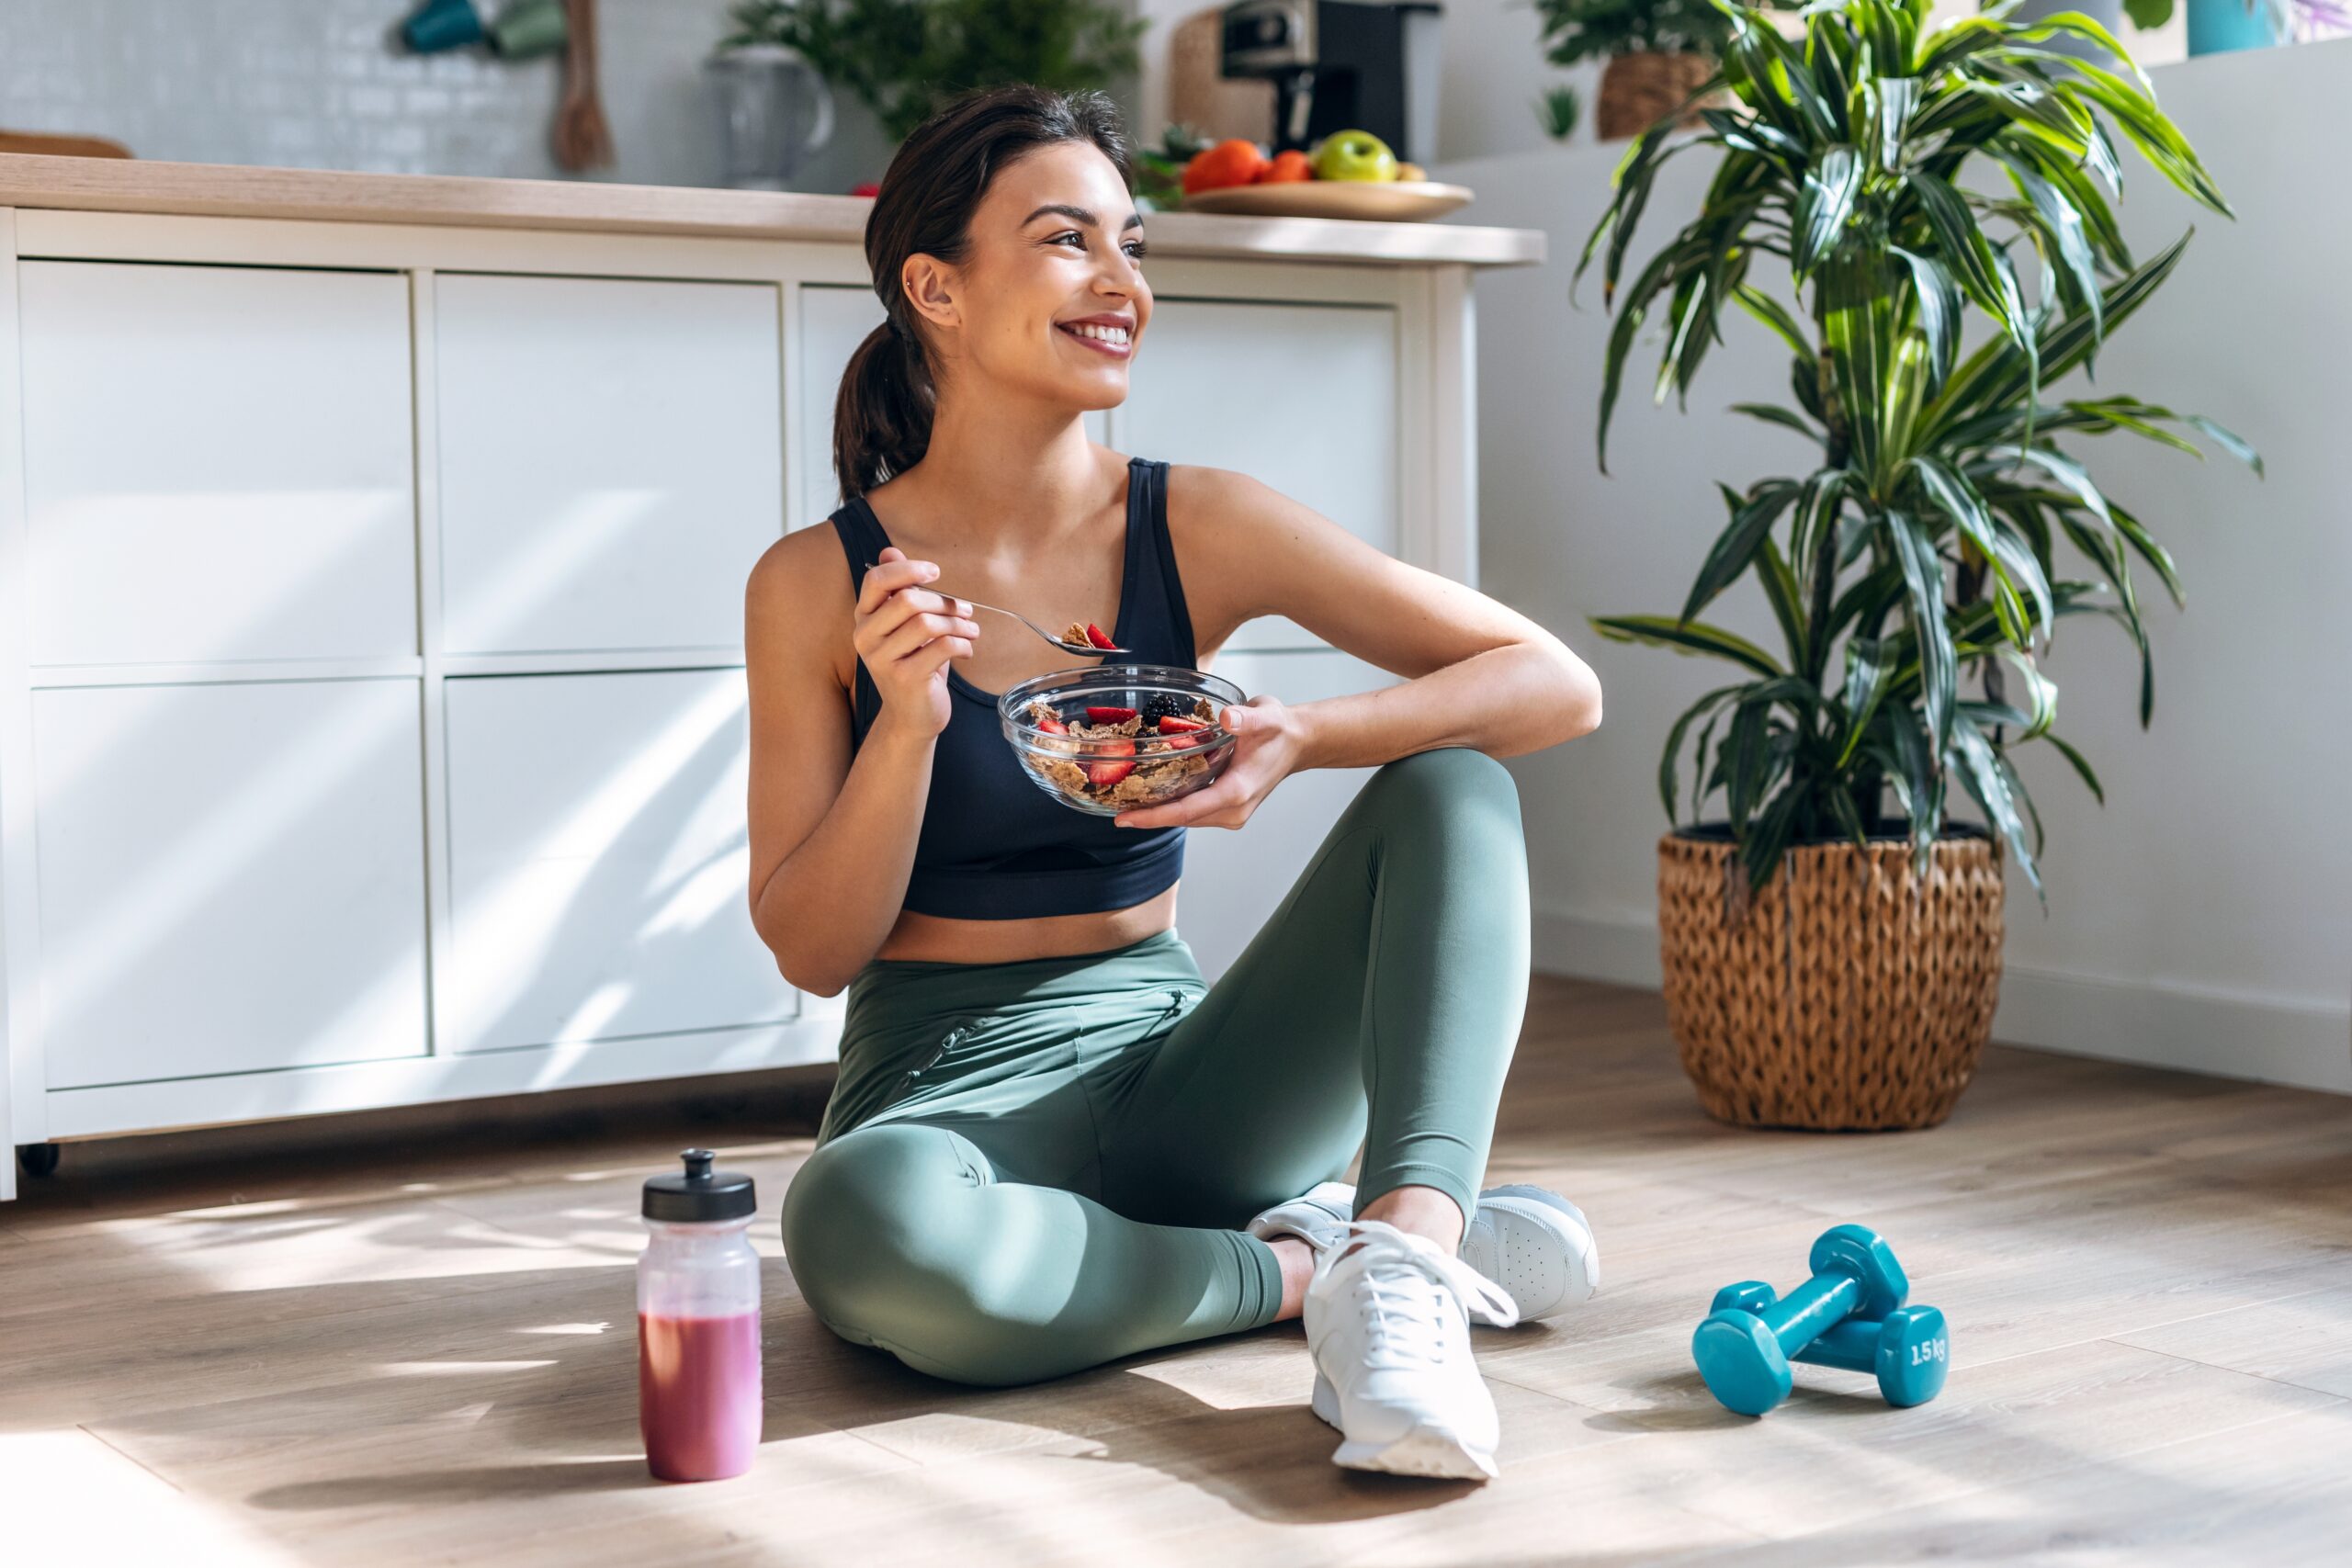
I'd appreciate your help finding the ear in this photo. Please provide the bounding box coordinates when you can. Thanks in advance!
[901,254,962,336]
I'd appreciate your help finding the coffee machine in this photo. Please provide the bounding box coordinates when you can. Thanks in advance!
[1218,1,1442,165]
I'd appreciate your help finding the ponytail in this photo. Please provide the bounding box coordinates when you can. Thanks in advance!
[831,84,1132,502]
[832,318,933,502]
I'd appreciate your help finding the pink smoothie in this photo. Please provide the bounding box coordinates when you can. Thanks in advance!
[639,1311,762,1482]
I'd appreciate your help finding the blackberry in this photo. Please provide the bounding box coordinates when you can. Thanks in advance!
[1141,693,1190,725]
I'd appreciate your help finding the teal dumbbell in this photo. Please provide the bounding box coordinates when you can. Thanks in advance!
[1711,1280,1950,1408]
[1690,1224,1910,1416]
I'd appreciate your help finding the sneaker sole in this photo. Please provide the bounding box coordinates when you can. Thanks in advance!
[1469,1185,1600,1322]
[1311,1371,1498,1481]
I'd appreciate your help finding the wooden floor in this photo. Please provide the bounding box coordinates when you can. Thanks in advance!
[6,976,2352,1565]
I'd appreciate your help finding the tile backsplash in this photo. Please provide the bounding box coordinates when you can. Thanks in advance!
[0,0,894,190]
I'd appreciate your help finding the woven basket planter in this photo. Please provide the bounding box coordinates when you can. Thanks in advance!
[1657,829,2006,1131]
[1596,51,1721,141]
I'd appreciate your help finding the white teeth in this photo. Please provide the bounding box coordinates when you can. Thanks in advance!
[1068,322,1130,345]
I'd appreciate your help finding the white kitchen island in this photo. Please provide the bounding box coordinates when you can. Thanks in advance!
[0,153,1541,1198]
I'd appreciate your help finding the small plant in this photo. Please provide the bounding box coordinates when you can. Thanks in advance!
[1534,82,1583,141]
[1579,0,2258,898]
[1531,0,1744,66]
[721,0,1147,144]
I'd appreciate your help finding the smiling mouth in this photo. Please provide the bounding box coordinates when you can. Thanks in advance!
[1058,321,1133,355]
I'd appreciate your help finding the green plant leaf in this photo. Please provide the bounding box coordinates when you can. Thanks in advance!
[1731,403,1826,445]
[2109,500,2185,608]
[1589,615,1785,677]
[1793,145,1864,275]
[1724,700,1771,830]
[1983,443,2114,530]
[1822,253,1894,480]
[1911,454,2057,641]
[1951,711,2042,896]
[2062,57,2232,216]
[1658,684,1748,824]
[2001,152,2103,354]
[2186,413,2264,477]
[1735,286,1816,362]
[1686,480,1804,621]
[1891,246,1961,397]
[1758,535,1813,671]
[1886,506,1957,753]
[1837,636,1895,765]
[2041,729,2106,803]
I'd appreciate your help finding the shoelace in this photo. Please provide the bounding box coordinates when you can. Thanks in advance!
[1316,1219,1520,1367]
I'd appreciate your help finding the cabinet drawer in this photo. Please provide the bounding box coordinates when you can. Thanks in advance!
[435,275,784,654]
[34,680,430,1089]
[442,670,795,1053]
[17,262,418,667]
[1117,299,1400,652]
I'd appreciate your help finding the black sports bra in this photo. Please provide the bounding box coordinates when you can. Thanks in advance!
[828,457,1195,920]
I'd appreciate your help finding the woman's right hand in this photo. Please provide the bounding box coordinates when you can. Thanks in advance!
[854,547,980,739]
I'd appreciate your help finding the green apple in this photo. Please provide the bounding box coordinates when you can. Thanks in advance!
[1309,130,1397,183]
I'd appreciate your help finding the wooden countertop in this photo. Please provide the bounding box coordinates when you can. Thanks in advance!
[0,152,1545,267]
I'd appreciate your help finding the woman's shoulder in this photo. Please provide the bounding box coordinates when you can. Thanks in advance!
[1160,461,1286,539]
[746,520,861,679]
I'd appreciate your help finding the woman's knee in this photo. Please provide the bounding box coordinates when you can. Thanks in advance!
[782,1125,976,1337]
[779,1124,1046,1385]
[1362,747,1522,831]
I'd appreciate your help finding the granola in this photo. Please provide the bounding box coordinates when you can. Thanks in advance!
[1021,696,1223,808]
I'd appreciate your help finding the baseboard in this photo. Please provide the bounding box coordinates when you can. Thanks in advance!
[1530,904,2352,1097]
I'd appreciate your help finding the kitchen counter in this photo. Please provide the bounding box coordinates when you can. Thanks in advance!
[0,152,1544,268]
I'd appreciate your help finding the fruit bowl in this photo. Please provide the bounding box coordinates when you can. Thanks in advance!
[999,665,1245,817]
[1179,180,1473,222]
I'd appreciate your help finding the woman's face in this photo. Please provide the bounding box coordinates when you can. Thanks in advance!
[909,141,1151,414]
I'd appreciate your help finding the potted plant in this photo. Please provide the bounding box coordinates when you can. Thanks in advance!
[1532,0,1746,141]
[719,0,1145,145]
[1580,0,2257,1130]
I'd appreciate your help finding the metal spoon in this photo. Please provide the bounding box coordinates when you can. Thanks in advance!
[861,560,1127,656]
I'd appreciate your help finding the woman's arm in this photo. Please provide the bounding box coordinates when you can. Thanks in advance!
[1114,466,1600,829]
[744,536,977,995]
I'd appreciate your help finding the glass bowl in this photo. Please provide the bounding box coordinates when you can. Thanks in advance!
[998,664,1246,817]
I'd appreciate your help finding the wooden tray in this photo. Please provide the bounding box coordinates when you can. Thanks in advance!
[1179,180,1472,222]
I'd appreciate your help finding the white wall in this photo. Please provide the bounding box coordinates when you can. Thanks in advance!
[0,0,898,193]
[1439,39,2352,1095]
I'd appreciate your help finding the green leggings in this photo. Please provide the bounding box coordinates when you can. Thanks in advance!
[780,747,1530,1386]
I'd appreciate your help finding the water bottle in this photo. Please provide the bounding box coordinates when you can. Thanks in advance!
[639,1148,762,1481]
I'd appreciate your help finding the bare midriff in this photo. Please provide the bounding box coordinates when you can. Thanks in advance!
[872,884,1179,964]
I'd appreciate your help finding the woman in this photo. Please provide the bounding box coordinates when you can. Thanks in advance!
[746,85,1602,1482]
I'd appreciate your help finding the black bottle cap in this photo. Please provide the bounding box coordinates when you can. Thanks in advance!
[642,1148,756,1223]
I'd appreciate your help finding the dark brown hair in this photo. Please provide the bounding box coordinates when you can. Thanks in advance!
[831,85,1133,502]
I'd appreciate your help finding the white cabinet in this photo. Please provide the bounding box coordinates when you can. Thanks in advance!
[0,209,1498,1159]
[1117,299,1400,651]
[1176,648,1402,983]
[17,261,417,667]
[32,680,429,1089]
[441,670,795,1055]
[434,275,784,653]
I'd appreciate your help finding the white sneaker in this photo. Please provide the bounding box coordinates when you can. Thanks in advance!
[1303,1219,1519,1480]
[1248,1180,1600,1322]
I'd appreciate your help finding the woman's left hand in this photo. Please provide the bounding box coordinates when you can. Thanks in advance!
[1114,695,1304,830]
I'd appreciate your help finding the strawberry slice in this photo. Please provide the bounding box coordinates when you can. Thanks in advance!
[1156,715,1207,733]
[1084,621,1119,650]
[1084,739,1136,788]
[1086,705,1138,725]
[1035,714,1068,735]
